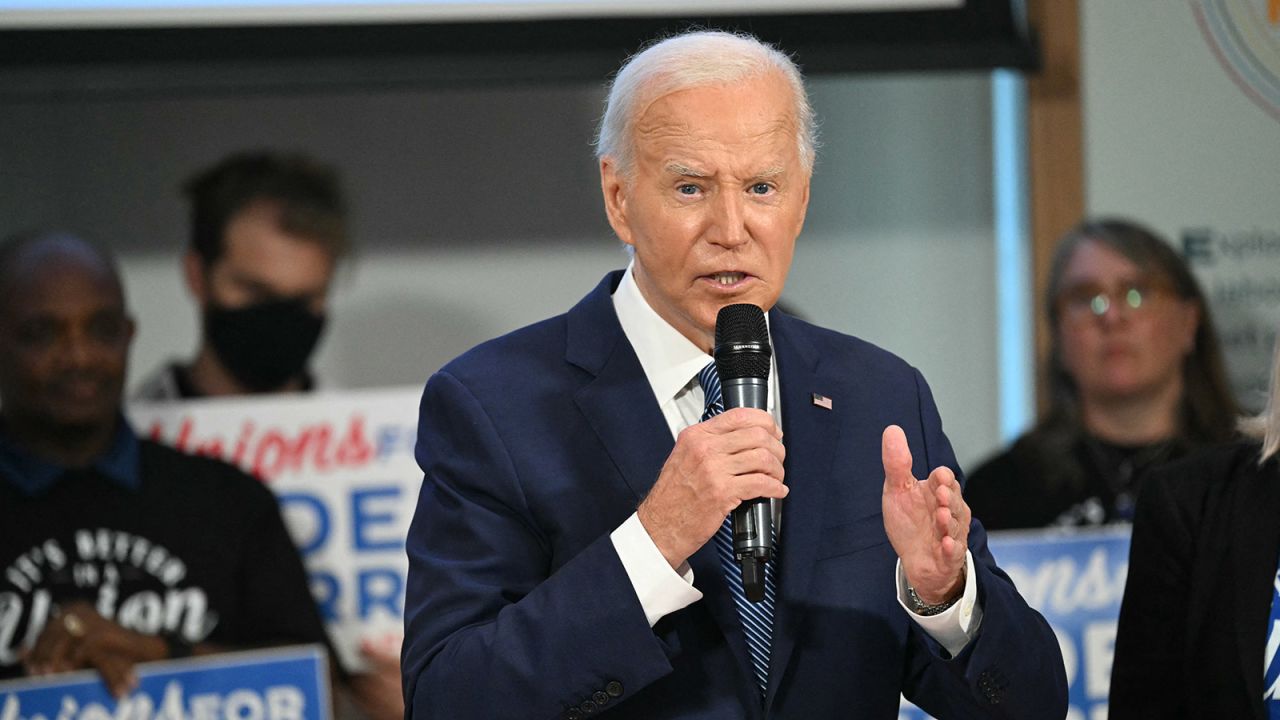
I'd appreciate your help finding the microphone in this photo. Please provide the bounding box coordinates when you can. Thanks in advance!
[713,303,773,603]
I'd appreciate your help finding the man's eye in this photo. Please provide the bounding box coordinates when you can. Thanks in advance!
[16,321,56,347]
[677,184,699,196]
[750,183,772,195]
[88,315,127,344]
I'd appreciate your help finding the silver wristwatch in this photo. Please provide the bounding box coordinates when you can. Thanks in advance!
[906,585,960,616]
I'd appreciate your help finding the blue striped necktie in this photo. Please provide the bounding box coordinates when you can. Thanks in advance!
[697,361,776,701]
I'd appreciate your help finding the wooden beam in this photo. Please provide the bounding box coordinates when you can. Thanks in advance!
[1027,0,1084,412]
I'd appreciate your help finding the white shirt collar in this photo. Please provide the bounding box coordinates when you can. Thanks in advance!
[612,263,713,406]
[612,262,776,416]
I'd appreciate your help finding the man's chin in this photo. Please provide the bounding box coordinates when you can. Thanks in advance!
[40,403,119,434]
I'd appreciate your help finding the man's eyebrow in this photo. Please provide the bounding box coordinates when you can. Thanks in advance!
[751,166,786,180]
[665,162,709,178]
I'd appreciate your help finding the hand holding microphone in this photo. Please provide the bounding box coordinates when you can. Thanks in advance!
[637,304,784,601]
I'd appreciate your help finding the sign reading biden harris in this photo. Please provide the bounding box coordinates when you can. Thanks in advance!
[0,646,329,720]
[128,388,422,672]
[899,528,1131,720]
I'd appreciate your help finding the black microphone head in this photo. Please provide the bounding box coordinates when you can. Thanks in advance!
[713,303,771,380]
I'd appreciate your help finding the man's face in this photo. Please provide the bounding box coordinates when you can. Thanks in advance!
[186,200,336,314]
[600,71,811,351]
[0,255,133,432]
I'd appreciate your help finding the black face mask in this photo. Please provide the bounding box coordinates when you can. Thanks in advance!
[204,297,326,392]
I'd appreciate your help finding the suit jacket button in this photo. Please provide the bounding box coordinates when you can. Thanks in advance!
[579,700,597,714]
[977,668,1007,704]
[565,709,581,720]
[605,680,624,697]
[592,691,609,705]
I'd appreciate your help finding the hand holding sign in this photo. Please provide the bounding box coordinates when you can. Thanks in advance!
[23,601,166,698]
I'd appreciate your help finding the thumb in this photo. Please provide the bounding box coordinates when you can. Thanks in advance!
[881,425,916,491]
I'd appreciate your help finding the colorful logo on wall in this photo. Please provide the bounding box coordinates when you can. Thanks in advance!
[1192,0,1280,122]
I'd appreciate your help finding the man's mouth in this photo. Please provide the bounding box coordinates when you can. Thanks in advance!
[710,272,746,286]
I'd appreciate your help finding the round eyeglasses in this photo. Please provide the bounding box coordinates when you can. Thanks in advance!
[1057,281,1168,322]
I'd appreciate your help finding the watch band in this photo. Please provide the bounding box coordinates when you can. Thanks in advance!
[906,585,960,617]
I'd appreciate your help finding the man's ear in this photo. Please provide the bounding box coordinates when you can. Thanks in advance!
[794,175,812,236]
[600,157,634,249]
[182,251,208,304]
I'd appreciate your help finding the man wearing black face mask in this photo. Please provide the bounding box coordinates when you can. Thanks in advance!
[133,150,345,400]
[131,154,404,720]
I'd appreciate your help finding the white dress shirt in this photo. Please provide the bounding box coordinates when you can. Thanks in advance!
[606,263,981,656]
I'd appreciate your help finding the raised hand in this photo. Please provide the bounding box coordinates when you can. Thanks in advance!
[638,407,787,569]
[881,425,969,604]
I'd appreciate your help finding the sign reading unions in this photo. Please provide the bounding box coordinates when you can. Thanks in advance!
[127,387,424,672]
[0,645,330,720]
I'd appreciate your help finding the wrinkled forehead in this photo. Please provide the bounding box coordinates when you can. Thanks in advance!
[630,75,802,157]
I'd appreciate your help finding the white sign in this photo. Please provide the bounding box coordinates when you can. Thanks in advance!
[128,387,423,672]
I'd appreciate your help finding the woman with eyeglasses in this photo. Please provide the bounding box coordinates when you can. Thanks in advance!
[1108,338,1280,717]
[964,217,1239,529]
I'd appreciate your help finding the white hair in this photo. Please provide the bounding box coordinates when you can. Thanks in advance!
[594,30,818,178]
[1239,333,1280,464]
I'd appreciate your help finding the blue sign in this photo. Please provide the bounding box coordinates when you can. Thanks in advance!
[900,527,1131,719]
[0,645,330,720]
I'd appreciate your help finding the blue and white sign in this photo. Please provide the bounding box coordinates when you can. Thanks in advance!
[900,527,1131,719]
[130,389,421,672]
[0,645,330,720]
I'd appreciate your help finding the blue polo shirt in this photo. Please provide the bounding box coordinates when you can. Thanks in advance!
[0,418,141,497]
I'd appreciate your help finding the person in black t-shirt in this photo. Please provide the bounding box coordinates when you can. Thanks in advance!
[0,230,329,696]
[965,218,1239,529]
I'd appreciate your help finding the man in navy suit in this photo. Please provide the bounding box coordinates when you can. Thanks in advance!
[402,30,1066,719]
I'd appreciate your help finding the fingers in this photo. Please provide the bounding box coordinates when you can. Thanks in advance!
[927,468,970,564]
[26,605,145,700]
[680,411,786,477]
[85,648,138,698]
[643,410,787,567]
[880,425,916,491]
[701,407,783,440]
[25,611,78,675]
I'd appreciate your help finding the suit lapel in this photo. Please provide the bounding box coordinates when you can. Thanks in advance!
[568,271,673,504]
[568,280,839,715]
[764,312,844,708]
[1233,454,1280,716]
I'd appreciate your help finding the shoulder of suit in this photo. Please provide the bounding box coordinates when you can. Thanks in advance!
[436,311,574,383]
[774,312,919,377]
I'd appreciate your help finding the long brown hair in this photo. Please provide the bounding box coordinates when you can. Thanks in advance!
[1028,218,1239,485]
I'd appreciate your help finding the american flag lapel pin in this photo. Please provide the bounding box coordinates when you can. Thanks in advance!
[811,393,833,410]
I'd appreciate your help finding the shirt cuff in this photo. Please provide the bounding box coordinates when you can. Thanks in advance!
[895,551,983,658]
[610,513,704,627]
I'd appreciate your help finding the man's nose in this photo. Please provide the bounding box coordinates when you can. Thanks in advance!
[706,192,749,248]
[61,328,100,368]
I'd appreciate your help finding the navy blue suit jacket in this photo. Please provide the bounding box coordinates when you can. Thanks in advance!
[403,271,1066,719]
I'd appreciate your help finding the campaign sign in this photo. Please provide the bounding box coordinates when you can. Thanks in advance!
[0,645,329,720]
[899,527,1131,720]
[127,388,423,672]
